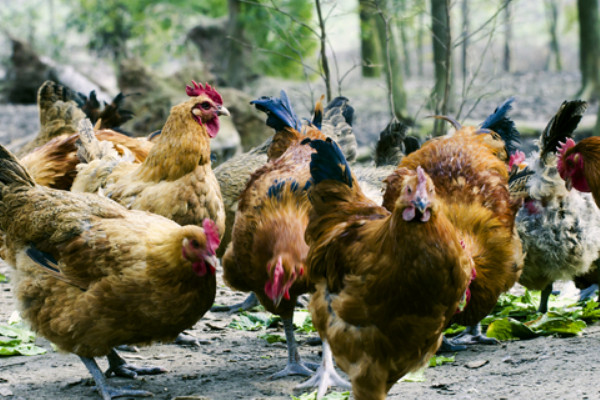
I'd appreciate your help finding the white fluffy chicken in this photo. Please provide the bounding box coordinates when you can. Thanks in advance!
[516,100,600,312]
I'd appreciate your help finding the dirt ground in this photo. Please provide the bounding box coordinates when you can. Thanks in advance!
[1,255,600,400]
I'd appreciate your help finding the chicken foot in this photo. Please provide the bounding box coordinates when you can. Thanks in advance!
[80,356,153,400]
[448,323,499,347]
[295,339,350,398]
[105,349,167,379]
[211,292,259,313]
[269,317,317,379]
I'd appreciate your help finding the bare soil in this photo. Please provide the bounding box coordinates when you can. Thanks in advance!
[1,258,600,400]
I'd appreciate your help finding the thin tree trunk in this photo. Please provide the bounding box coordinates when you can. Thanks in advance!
[544,0,562,71]
[359,0,383,77]
[430,0,452,135]
[461,0,469,78]
[315,0,331,101]
[224,0,247,89]
[577,0,600,99]
[417,6,425,77]
[374,0,408,121]
[397,0,412,78]
[503,0,512,72]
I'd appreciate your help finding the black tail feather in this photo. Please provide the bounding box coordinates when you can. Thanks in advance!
[539,100,588,163]
[251,90,302,132]
[307,138,353,188]
[481,97,521,156]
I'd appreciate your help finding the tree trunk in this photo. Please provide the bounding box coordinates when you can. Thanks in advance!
[374,0,408,121]
[577,0,600,99]
[397,0,412,78]
[224,0,247,89]
[430,0,452,135]
[417,5,425,77]
[359,0,383,77]
[544,0,562,71]
[503,0,512,72]
[461,0,469,78]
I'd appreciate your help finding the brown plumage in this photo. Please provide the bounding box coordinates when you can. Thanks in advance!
[20,129,153,190]
[0,143,219,398]
[305,138,471,400]
[71,82,228,235]
[221,126,320,378]
[397,127,524,331]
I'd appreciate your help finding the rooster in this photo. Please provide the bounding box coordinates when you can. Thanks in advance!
[516,100,600,312]
[214,91,357,260]
[221,93,349,392]
[0,143,219,400]
[71,81,228,235]
[302,137,471,400]
[398,99,524,349]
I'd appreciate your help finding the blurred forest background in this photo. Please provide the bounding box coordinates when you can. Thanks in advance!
[0,0,599,159]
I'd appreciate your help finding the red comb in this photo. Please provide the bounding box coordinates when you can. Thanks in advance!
[202,218,221,255]
[508,150,526,169]
[557,138,576,154]
[185,80,223,105]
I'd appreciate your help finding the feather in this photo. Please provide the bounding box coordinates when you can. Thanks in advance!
[539,100,588,163]
[312,95,325,129]
[307,138,352,188]
[508,165,534,197]
[25,246,86,291]
[250,90,302,132]
[267,178,300,199]
[324,96,354,126]
[480,97,521,156]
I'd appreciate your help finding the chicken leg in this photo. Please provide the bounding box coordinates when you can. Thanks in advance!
[449,323,499,346]
[105,349,167,379]
[80,356,153,400]
[295,339,350,398]
[269,317,318,379]
[538,283,553,314]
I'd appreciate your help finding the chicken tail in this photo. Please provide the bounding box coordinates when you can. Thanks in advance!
[321,96,357,162]
[480,97,521,157]
[75,119,121,163]
[251,90,302,132]
[539,100,588,163]
[306,137,353,188]
[0,144,35,188]
[82,90,135,133]
[374,119,418,167]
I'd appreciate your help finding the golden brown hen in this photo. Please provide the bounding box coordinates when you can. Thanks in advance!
[0,144,220,400]
[397,101,524,349]
[71,81,228,234]
[303,138,471,400]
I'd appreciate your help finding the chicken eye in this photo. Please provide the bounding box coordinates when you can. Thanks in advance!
[191,239,200,249]
[407,187,412,194]
[201,102,211,110]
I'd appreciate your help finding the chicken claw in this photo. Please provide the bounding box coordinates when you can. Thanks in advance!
[80,356,153,400]
[174,332,200,347]
[269,317,317,379]
[105,349,167,379]
[211,292,259,313]
[295,340,350,398]
[448,323,499,347]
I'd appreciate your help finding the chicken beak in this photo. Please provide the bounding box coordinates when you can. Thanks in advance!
[413,196,429,213]
[216,105,230,117]
[204,255,220,274]
[273,294,284,308]
[565,177,573,191]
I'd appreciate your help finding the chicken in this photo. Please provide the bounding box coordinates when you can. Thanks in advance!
[302,137,471,400]
[557,126,600,209]
[15,80,133,157]
[515,100,600,312]
[219,93,349,392]
[398,99,524,349]
[16,80,149,190]
[214,91,356,258]
[0,143,220,400]
[20,129,153,190]
[71,81,228,236]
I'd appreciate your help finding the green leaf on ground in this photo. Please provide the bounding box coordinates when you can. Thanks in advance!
[259,333,286,344]
[429,354,455,367]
